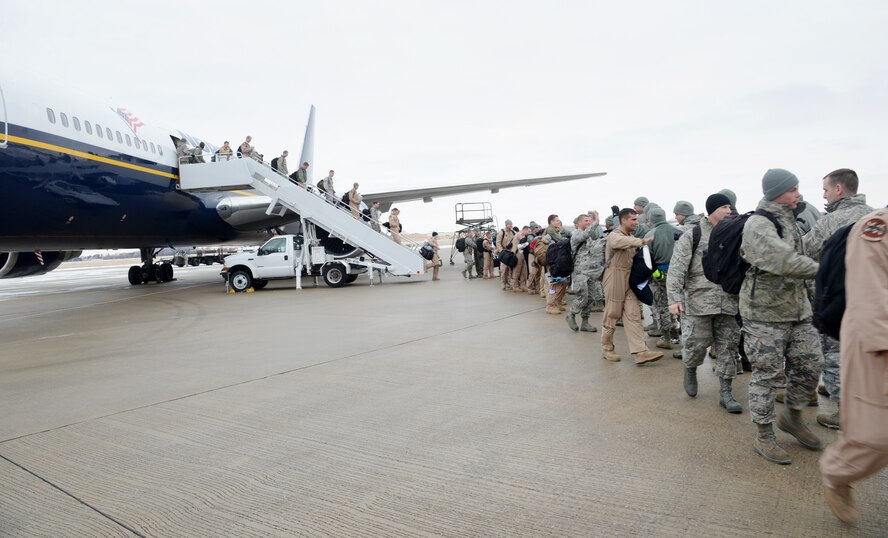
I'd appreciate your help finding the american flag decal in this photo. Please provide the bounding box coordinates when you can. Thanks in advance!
[116,108,145,135]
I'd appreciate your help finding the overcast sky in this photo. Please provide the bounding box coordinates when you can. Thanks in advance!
[4,1,887,234]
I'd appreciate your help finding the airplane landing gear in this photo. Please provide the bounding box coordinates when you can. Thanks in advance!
[128,248,174,285]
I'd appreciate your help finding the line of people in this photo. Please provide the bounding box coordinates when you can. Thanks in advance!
[450,168,886,525]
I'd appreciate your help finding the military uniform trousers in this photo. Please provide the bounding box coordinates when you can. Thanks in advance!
[651,278,677,336]
[474,249,484,277]
[743,320,822,425]
[510,253,528,290]
[821,334,841,403]
[569,275,598,317]
[681,314,739,379]
[602,287,646,354]
[463,253,475,277]
[500,261,512,288]
[483,252,493,278]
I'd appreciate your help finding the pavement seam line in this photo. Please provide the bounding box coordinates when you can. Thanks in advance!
[0,305,543,445]
[0,453,146,538]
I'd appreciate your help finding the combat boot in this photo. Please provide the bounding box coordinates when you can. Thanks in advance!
[817,407,840,430]
[777,407,823,451]
[461,269,467,278]
[753,423,791,465]
[634,350,663,365]
[579,317,597,333]
[775,388,819,407]
[719,378,742,414]
[647,328,664,337]
[683,367,698,397]
[656,335,672,349]
[673,351,682,359]
[823,485,860,525]
[545,306,561,315]
[566,313,579,331]
[602,349,622,362]
[644,322,657,332]
[817,382,830,397]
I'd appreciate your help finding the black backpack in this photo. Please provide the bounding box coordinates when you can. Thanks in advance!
[455,237,467,252]
[419,244,434,261]
[812,224,853,340]
[270,157,279,170]
[341,192,350,205]
[547,239,574,278]
[498,249,518,268]
[702,210,782,295]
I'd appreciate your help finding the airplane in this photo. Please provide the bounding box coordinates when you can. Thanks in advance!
[0,65,606,284]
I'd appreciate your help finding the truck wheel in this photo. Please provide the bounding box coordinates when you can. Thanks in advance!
[322,264,347,288]
[128,265,142,285]
[229,270,253,292]
[252,279,268,290]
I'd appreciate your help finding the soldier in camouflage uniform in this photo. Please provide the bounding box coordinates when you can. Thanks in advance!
[668,194,742,413]
[566,214,600,333]
[741,169,823,465]
[474,229,485,278]
[462,229,477,279]
[645,207,679,348]
[673,201,702,232]
[802,169,873,430]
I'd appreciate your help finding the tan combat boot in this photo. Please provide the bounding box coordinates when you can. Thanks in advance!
[601,348,621,362]
[823,485,860,525]
[753,423,791,465]
[545,305,561,315]
[777,407,824,451]
[817,406,840,430]
[633,350,663,365]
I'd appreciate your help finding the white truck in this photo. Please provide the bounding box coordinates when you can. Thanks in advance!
[222,234,399,291]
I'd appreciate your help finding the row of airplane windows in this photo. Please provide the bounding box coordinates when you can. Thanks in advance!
[45,108,163,157]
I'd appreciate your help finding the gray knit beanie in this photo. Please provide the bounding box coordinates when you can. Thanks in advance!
[673,201,694,216]
[762,169,799,201]
[718,188,737,207]
[633,196,649,207]
[649,207,666,225]
[644,202,659,215]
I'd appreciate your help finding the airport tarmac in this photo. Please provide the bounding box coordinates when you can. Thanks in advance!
[0,261,885,537]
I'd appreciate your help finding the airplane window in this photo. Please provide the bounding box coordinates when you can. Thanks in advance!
[46,108,56,124]
[60,113,69,128]
[134,137,141,149]
[84,121,92,135]
[158,145,163,156]
[116,131,122,144]
[72,117,81,131]
[96,124,103,138]
[125,134,132,146]
[150,142,156,153]
[107,127,113,140]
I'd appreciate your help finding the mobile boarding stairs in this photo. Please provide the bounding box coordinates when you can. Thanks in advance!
[177,155,425,282]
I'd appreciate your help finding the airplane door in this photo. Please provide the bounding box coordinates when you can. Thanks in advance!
[254,237,295,279]
[0,83,8,149]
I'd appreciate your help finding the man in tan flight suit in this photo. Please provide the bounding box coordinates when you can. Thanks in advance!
[510,225,530,292]
[388,208,402,244]
[600,208,663,365]
[495,220,515,290]
[819,207,888,525]
[424,231,441,281]
[348,182,362,220]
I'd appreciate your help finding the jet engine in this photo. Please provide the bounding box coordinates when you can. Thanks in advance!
[0,251,82,278]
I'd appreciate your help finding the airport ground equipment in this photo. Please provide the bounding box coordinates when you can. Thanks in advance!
[178,155,425,288]
[448,202,498,265]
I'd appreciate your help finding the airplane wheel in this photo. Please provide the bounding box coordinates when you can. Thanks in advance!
[161,262,174,282]
[252,279,268,290]
[229,270,252,292]
[322,264,347,288]
[128,265,142,285]
[152,264,164,282]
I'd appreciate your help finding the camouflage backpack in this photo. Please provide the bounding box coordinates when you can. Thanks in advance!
[589,236,609,281]
[532,236,550,267]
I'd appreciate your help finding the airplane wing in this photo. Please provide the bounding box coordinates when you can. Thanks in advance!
[364,172,606,212]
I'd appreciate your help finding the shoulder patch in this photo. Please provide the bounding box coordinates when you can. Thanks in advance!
[861,217,886,241]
